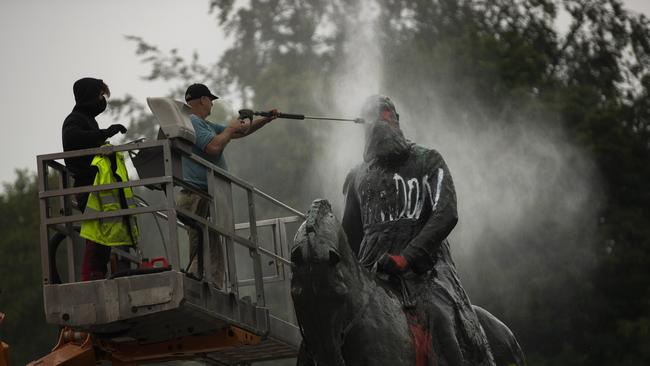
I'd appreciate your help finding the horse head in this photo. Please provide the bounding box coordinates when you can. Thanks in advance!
[290,199,361,298]
[291,199,342,266]
[290,199,371,366]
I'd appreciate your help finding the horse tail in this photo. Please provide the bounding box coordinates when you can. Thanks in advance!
[473,305,526,366]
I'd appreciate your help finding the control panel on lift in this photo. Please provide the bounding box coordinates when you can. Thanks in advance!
[146,97,196,143]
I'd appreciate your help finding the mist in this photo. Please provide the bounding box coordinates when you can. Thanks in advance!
[118,0,606,355]
[308,0,602,317]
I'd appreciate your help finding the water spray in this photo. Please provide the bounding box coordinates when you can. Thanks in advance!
[238,109,365,124]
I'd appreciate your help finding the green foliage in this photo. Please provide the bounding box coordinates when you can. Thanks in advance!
[209,1,650,364]
[0,170,58,365]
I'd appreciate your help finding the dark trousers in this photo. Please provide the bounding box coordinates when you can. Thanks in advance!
[81,240,111,281]
[77,191,112,281]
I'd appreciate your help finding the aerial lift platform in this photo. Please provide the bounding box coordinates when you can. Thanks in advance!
[30,98,303,365]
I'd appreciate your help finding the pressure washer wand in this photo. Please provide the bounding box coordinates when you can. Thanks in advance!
[238,109,365,124]
[303,115,366,124]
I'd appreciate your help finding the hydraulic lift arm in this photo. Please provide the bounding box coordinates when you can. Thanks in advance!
[28,325,260,366]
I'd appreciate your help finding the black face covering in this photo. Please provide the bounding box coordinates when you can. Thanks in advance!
[363,120,411,163]
[91,96,107,116]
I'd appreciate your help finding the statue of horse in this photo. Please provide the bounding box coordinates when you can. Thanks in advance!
[291,199,525,366]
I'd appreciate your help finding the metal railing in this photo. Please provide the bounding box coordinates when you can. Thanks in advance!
[37,138,304,309]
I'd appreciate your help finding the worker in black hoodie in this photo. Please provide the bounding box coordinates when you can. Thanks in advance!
[62,77,127,281]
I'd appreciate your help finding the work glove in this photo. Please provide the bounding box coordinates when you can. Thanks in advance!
[377,253,409,275]
[104,123,127,138]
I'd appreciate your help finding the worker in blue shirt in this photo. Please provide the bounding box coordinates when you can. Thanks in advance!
[179,83,277,288]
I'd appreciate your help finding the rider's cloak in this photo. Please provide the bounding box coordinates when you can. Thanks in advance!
[342,140,496,366]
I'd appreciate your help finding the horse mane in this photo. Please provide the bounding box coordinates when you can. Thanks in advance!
[304,199,332,234]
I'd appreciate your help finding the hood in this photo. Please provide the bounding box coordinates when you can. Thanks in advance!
[363,120,411,163]
[73,77,107,117]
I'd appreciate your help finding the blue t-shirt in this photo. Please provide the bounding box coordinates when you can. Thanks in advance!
[182,114,228,190]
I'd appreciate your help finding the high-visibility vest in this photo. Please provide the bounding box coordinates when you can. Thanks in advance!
[80,151,139,246]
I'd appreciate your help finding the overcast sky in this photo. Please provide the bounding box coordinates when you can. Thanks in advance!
[0,0,221,187]
[0,0,648,187]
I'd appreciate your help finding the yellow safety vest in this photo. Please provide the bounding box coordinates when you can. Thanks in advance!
[80,151,139,246]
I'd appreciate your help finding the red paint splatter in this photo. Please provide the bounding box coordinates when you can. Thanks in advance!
[381,109,394,121]
[407,313,434,366]
[389,255,409,271]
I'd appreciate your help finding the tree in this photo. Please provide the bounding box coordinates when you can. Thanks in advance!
[0,170,58,365]
[110,0,650,364]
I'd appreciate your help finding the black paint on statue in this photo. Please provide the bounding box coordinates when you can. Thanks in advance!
[347,146,451,269]
[292,200,525,366]
[336,118,506,365]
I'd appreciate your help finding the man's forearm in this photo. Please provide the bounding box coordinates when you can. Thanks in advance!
[234,117,271,138]
[250,117,271,133]
[63,125,109,149]
[205,127,236,155]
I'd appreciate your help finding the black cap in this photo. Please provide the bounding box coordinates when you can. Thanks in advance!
[185,83,219,102]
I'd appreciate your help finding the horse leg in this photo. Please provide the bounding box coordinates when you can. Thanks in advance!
[296,340,316,366]
[473,306,525,366]
[429,303,464,366]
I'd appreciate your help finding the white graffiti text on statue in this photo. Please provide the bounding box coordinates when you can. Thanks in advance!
[365,169,444,223]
